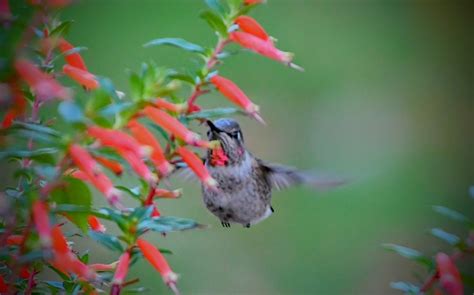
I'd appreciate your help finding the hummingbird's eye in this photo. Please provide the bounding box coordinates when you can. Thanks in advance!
[229,131,240,140]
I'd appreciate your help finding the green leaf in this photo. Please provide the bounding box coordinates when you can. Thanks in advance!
[130,206,153,222]
[34,165,58,181]
[51,177,92,232]
[167,72,196,85]
[58,101,85,123]
[200,10,228,38]
[50,20,74,37]
[129,72,144,101]
[98,208,129,232]
[144,38,206,54]
[42,281,66,291]
[97,77,120,100]
[88,230,124,252]
[54,204,91,214]
[115,186,141,200]
[205,0,227,14]
[138,216,204,234]
[432,205,470,223]
[11,121,60,138]
[389,281,420,294]
[382,244,433,268]
[123,287,149,294]
[186,107,243,120]
[430,228,460,245]
[469,186,474,199]
[0,148,58,164]
[86,89,113,114]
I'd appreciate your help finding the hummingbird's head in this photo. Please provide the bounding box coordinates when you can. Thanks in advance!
[206,118,246,166]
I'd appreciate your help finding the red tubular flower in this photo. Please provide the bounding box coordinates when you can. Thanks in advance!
[115,146,158,184]
[234,16,270,42]
[229,32,298,69]
[69,170,89,181]
[50,226,96,281]
[88,216,106,232]
[69,144,123,208]
[19,267,30,279]
[14,59,70,100]
[58,38,88,71]
[436,253,463,295]
[1,83,27,129]
[127,120,174,176]
[154,188,182,199]
[154,98,187,113]
[112,251,130,285]
[69,144,100,176]
[0,276,7,293]
[6,234,24,246]
[244,0,266,4]
[63,64,99,90]
[94,156,123,176]
[209,75,264,124]
[0,0,12,20]
[32,200,52,247]
[176,147,217,188]
[87,126,149,159]
[90,262,117,272]
[137,239,178,289]
[143,106,201,145]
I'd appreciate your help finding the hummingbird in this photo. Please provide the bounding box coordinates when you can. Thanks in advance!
[200,118,344,228]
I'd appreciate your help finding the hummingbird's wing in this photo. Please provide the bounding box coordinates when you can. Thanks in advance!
[258,160,346,191]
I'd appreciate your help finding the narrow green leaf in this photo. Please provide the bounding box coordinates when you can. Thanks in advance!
[382,244,433,268]
[11,121,60,137]
[43,281,66,290]
[200,10,228,38]
[129,72,144,101]
[144,38,206,54]
[115,186,141,200]
[50,20,74,37]
[205,0,227,14]
[0,148,58,164]
[89,230,124,252]
[51,177,92,232]
[167,72,196,85]
[97,77,121,100]
[430,228,460,245]
[137,216,204,234]
[433,205,470,223]
[390,281,420,294]
[58,101,85,123]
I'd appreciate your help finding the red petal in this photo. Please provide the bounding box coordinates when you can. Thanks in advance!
[58,39,88,71]
[63,64,99,90]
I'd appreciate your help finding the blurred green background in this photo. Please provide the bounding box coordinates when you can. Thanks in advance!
[62,1,473,294]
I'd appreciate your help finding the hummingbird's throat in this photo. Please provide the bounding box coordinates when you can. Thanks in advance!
[210,147,229,167]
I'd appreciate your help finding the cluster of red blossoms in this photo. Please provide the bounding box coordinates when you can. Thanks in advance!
[0,0,301,293]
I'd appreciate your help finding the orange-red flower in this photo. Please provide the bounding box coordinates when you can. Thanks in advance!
[0,0,12,20]
[176,147,217,188]
[69,144,123,208]
[127,120,174,176]
[1,83,26,129]
[143,106,201,145]
[154,98,187,113]
[234,16,270,42]
[87,126,149,159]
[150,204,161,217]
[6,234,24,246]
[209,75,264,124]
[95,156,123,176]
[229,32,294,66]
[90,262,117,272]
[69,169,89,181]
[137,239,178,289]
[15,59,70,100]
[436,253,463,295]
[115,146,158,184]
[88,216,106,232]
[112,251,130,285]
[0,275,7,293]
[58,38,88,71]
[32,200,52,247]
[50,226,96,281]
[154,188,182,199]
[63,64,99,90]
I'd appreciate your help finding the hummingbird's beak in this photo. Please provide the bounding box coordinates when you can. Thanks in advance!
[206,120,222,133]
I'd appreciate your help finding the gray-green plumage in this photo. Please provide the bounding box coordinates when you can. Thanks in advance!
[201,118,344,228]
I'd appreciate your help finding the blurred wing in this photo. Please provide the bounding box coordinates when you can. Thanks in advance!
[259,160,347,191]
[171,161,199,183]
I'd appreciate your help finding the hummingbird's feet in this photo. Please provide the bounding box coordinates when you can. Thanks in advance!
[270,206,274,213]
[244,223,251,228]
[221,221,231,228]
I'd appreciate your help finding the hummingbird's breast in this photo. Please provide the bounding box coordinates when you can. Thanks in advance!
[202,153,272,226]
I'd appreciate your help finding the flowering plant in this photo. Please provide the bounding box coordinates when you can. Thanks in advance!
[0,0,301,293]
